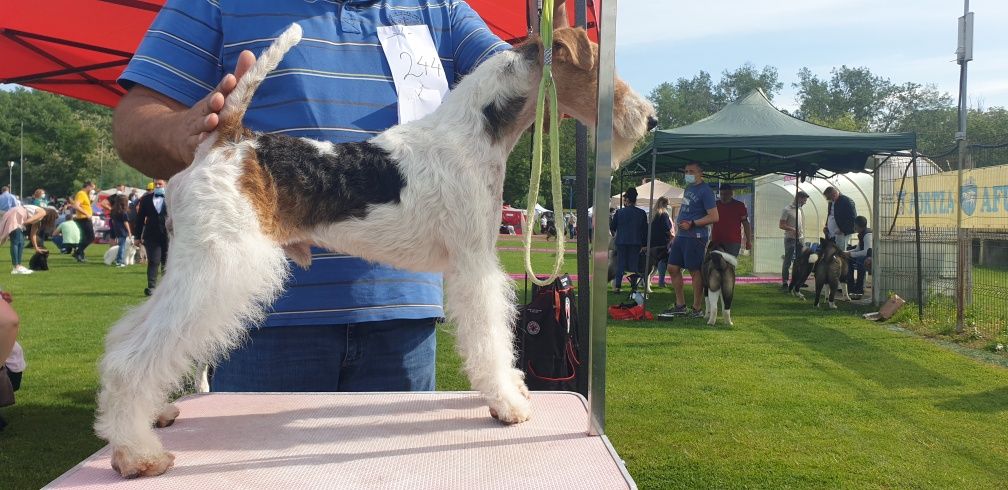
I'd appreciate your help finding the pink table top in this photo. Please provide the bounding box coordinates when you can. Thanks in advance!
[47,392,635,489]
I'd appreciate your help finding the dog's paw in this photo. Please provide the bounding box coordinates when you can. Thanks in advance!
[111,447,175,479]
[488,369,532,424]
[154,403,180,429]
[829,302,838,309]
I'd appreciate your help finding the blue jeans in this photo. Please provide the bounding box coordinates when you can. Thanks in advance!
[656,259,668,286]
[8,228,24,266]
[210,318,437,392]
[847,256,868,294]
[115,236,127,265]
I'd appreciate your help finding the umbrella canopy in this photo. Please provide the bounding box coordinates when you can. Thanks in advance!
[626,89,916,178]
[610,179,682,211]
[1,0,599,108]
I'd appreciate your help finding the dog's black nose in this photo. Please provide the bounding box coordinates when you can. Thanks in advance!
[647,115,658,131]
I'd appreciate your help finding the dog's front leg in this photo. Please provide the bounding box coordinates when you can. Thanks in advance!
[444,257,530,424]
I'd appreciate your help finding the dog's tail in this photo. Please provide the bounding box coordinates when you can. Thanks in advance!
[217,23,303,142]
[711,250,738,268]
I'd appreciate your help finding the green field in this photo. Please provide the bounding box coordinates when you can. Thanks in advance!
[2,245,1007,488]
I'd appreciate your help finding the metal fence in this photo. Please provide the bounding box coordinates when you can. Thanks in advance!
[875,141,1008,338]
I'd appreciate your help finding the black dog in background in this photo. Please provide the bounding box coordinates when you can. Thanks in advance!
[28,250,49,271]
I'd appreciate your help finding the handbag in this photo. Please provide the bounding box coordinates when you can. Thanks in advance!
[0,365,15,408]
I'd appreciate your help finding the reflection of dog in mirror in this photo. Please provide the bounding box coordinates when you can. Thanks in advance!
[702,243,737,326]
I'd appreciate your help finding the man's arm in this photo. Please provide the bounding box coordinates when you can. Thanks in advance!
[695,207,719,227]
[113,53,255,178]
[849,232,873,258]
[133,199,148,242]
[742,217,753,249]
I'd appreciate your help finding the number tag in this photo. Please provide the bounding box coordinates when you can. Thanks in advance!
[377,24,449,123]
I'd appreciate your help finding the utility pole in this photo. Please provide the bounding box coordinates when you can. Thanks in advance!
[954,0,972,333]
[19,121,23,199]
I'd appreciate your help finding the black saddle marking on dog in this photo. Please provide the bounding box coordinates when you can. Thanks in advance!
[482,95,528,143]
[255,134,405,226]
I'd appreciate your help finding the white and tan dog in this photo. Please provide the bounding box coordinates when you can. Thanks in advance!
[103,241,139,266]
[96,22,655,478]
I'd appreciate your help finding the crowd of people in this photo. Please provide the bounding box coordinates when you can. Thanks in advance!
[606,162,874,314]
[0,181,169,292]
[779,185,872,300]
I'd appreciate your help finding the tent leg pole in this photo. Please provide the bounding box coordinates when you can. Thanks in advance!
[911,150,924,321]
[588,0,618,437]
[641,148,657,315]
[573,0,590,400]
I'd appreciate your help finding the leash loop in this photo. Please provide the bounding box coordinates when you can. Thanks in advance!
[523,0,565,287]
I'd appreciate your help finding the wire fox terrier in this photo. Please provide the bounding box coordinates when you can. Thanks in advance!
[96,23,656,477]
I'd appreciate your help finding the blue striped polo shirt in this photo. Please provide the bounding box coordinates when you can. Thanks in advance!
[120,0,509,327]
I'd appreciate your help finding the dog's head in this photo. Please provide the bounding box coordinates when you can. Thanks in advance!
[818,236,840,258]
[508,25,656,167]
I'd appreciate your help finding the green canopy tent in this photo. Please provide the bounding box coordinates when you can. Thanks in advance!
[624,89,916,178]
[622,89,925,319]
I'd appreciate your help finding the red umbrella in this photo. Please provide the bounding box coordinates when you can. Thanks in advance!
[0,1,598,108]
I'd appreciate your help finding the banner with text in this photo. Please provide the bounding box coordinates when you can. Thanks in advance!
[896,164,1008,230]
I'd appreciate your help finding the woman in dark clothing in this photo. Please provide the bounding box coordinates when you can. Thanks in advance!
[109,195,133,267]
[609,187,648,292]
[648,197,674,287]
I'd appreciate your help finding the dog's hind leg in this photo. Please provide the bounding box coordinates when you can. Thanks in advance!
[706,289,720,326]
[722,279,734,327]
[95,234,289,478]
[444,254,530,424]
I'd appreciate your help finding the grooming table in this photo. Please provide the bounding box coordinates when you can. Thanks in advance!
[46,392,636,489]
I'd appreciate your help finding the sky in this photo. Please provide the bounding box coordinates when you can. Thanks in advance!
[615,0,1008,112]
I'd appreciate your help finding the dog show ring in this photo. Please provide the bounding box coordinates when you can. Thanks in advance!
[46,392,636,489]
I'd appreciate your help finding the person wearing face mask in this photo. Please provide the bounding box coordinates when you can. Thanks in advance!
[661,163,719,319]
[134,179,169,296]
[29,189,48,208]
[69,181,97,263]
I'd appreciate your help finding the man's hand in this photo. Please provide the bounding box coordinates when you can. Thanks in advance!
[678,220,692,231]
[177,50,256,164]
[113,50,256,177]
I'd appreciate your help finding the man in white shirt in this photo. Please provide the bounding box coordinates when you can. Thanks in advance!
[779,191,809,289]
[844,216,873,299]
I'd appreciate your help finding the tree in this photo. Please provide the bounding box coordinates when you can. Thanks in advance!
[0,88,150,199]
[647,71,719,129]
[715,63,783,104]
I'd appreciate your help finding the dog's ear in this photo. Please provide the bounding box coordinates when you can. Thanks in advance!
[552,28,594,72]
[553,0,570,30]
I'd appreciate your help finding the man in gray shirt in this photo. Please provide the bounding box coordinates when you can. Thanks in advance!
[778,191,809,289]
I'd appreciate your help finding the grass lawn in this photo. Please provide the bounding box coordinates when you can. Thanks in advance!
[3,245,1008,488]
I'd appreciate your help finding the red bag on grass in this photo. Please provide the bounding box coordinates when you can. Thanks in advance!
[607,304,654,321]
